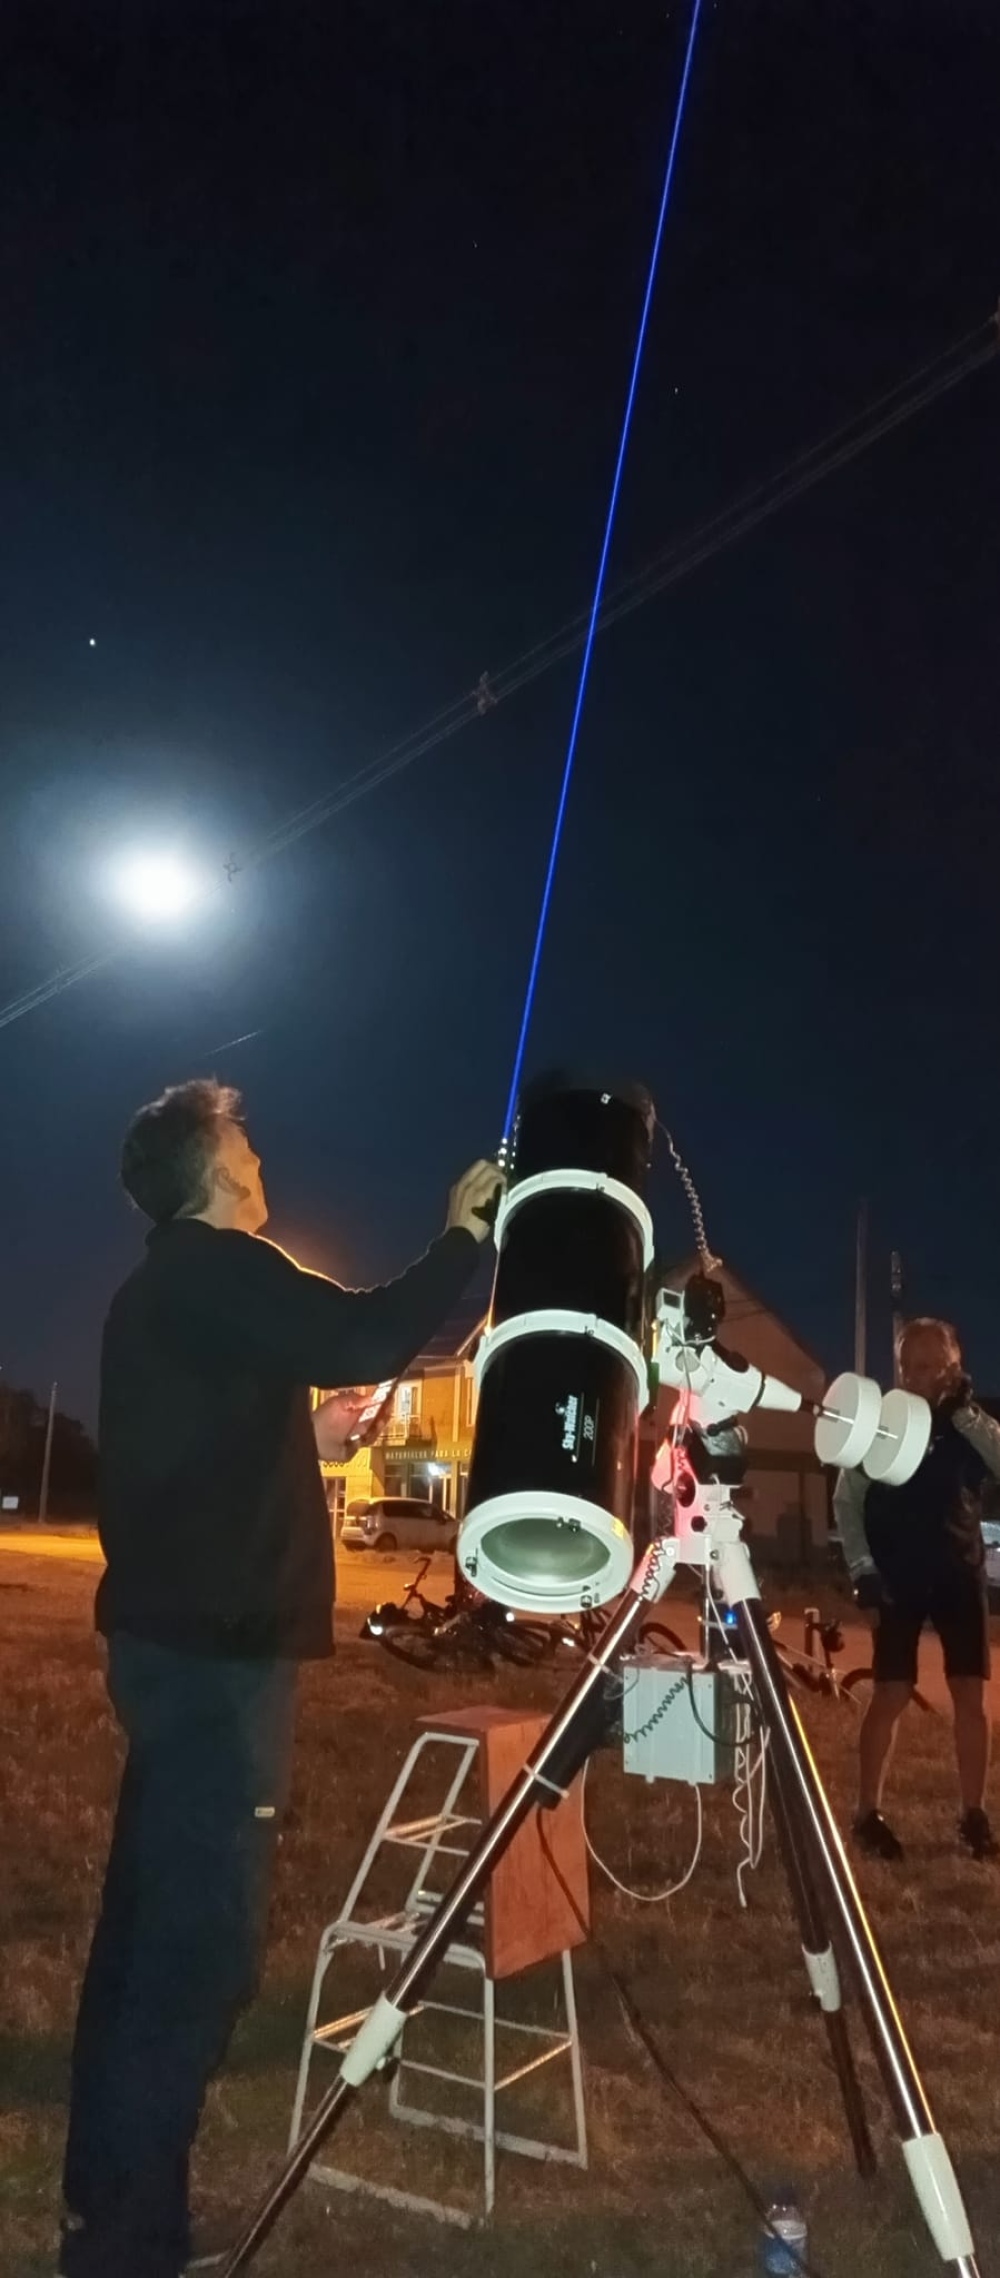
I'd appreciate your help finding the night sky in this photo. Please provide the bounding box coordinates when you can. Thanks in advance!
[1,0,998,1428]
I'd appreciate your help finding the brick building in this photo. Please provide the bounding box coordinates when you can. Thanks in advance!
[315,1280,489,1529]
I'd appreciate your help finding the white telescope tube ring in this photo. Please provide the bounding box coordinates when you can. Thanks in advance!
[494,1168,655,1269]
[474,1308,650,1412]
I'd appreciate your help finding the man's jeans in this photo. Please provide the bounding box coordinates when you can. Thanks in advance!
[61,1636,298,2278]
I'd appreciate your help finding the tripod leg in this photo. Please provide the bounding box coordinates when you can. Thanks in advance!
[218,1555,670,2276]
[724,1560,980,2278]
[765,1740,876,2177]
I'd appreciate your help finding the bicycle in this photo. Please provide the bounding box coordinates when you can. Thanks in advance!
[625,1595,937,1715]
[361,1557,554,1672]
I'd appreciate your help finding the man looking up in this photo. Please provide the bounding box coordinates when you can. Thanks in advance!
[61,1078,501,2278]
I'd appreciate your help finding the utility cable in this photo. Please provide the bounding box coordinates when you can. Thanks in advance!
[0,314,994,1038]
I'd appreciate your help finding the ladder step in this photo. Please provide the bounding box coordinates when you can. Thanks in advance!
[322,1916,484,1964]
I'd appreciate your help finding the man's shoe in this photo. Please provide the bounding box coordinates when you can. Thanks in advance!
[958,1806,999,1861]
[854,1809,904,1861]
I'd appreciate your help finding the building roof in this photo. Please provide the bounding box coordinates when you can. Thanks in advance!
[409,1260,493,1371]
[406,1253,825,1391]
[660,1255,826,1396]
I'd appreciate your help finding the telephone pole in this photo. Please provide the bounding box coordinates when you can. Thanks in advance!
[38,1380,57,1524]
[890,1253,904,1386]
[854,1202,868,1376]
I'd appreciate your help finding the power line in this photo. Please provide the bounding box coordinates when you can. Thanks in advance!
[236,319,997,868]
[0,312,995,1038]
[0,948,118,1035]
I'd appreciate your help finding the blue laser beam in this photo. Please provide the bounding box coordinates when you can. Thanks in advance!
[501,0,705,1147]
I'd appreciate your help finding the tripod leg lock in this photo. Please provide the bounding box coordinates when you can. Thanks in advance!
[802,1945,842,2014]
[902,2133,975,2262]
[339,1993,408,2086]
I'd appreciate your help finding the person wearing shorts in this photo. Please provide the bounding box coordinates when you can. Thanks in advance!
[834,1317,1000,1862]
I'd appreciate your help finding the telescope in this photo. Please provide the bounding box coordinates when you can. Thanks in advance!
[457,1075,932,1613]
[458,1072,655,1611]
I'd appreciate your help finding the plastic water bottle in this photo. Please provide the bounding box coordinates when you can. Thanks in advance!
[758,2188,808,2276]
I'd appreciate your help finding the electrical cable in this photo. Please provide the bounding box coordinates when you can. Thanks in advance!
[253,323,998,862]
[536,1809,824,2278]
[684,1656,743,1753]
[500,0,705,1138]
[242,318,998,880]
[0,948,118,1035]
[733,1676,769,1908]
[656,1116,720,1272]
[581,1751,704,1905]
[0,315,995,1039]
[691,1582,769,1905]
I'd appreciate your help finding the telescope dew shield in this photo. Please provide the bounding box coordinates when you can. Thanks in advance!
[459,1077,654,1614]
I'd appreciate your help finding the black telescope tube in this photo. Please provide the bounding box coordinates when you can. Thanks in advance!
[460,1076,655,1609]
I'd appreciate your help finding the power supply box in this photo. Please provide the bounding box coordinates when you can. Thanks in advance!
[621,1652,746,1786]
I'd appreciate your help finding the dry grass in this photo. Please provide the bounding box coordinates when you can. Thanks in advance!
[2,1555,1000,2278]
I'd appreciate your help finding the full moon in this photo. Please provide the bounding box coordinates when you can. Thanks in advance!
[112,850,207,926]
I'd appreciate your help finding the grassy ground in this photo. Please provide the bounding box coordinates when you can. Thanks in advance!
[2,1556,999,2278]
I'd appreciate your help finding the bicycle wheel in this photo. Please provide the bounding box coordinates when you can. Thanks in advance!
[840,1665,936,1715]
[840,1665,874,1708]
[639,1619,688,1656]
[380,1622,444,1672]
[772,1642,814,1695]
[491,1617,555,1667]
[432,1612,498,1671]
[379,1609,491,1673]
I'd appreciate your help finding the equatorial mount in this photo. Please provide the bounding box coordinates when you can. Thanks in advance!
[653,1275,932,1492]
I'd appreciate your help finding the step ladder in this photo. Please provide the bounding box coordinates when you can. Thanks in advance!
[290,1706,590,2224]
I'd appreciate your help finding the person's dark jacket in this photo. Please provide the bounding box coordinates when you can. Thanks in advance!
[834,1399,1000,1599]
[96,1217,480,1658]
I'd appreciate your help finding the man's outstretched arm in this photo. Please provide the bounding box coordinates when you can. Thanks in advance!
[171,1160,502,1388]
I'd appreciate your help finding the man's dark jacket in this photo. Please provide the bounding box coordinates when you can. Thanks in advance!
[96,1217,480,1657]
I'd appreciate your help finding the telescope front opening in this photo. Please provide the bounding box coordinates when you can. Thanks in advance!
[482,1517,611,1586]
[459,1487,634,1613]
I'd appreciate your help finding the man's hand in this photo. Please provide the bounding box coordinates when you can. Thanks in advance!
[937,1372,974,1422]
[447,1159,505,1245]
[853,1569,886,1613]
[312,1391,369,1462]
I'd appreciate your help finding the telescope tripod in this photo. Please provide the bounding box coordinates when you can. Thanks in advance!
[220,1513,982,2278]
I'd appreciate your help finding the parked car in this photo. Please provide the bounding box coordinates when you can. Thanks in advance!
[340,1496,458,1555]
[982,1517,1000,1609]
[981,1457,1000,1609]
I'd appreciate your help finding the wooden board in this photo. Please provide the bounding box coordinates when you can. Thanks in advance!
[419,1706,590,1980]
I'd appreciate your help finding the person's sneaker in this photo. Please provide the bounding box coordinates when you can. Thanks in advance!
[854,1809,904,1861]
[958,1806,999,1861]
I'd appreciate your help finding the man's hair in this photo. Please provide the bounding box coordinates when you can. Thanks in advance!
[121,1080,242,1224]
[896,1316,961,1361]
